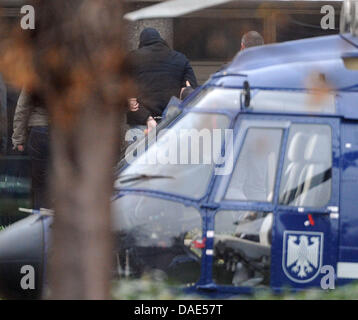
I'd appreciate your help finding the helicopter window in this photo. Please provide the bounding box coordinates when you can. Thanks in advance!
[225,128,283,202]
[279,124,332,207]
[112,195,202,285]
[250,90,336,114]
[185,87,241,110]
[117,112,230,199]
[213,210,271,287]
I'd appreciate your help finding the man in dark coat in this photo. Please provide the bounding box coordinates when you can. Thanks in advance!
[126,28,198,133]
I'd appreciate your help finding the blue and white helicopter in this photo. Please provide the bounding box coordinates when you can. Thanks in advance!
[1,0,358,299]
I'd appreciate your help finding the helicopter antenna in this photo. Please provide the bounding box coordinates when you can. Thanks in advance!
[241,81,251,110]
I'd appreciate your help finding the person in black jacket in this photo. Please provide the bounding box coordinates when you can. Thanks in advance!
[126,28,198,135]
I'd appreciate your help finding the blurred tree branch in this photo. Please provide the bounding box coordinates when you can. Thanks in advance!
[1,0,133,299]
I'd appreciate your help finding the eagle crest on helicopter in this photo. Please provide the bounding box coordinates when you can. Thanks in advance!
[283,231,323,283]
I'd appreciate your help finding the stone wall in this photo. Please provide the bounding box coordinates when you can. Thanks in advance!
[125,18,173,51]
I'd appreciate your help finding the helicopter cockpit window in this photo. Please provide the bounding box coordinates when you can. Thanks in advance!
[279,124,332,207]
[185,87,241,110]
[117,112,230,199]
[225,128,283,202]
[112,195,202,285]
[213,210,272,287]
[250,90,336,114]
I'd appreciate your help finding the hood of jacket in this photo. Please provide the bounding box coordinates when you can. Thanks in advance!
[138,28,168,49]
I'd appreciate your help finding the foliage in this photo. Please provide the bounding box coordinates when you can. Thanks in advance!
[112,276,201,300]
[112,277,358,300]
[254,282,358,300]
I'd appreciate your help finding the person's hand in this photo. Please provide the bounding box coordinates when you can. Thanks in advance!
[180,81,191,98]
[128,98,139,112]
[16,145,24,152]
[145,116,157,135]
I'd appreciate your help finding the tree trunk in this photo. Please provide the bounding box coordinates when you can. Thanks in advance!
[0,0,131,298]
[49,105,122,299]
[28,0,129,299]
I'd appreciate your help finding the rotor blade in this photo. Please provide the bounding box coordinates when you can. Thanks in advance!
[124,0,344,21]
[123,0,233,21]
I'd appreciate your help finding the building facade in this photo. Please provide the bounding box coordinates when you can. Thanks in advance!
[124,0,342,83]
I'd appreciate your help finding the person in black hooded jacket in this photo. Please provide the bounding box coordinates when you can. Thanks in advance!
[126,28,198,132]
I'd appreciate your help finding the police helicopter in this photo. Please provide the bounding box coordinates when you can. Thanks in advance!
[1,0,358,299]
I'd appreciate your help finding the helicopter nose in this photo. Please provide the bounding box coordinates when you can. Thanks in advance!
[0,215,45,299]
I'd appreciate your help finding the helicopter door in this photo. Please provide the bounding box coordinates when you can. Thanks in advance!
[209,117,288,290]
[271,120,340,289]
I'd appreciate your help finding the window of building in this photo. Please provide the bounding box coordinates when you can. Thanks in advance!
[174,18,263,61]
[276,13,339,42]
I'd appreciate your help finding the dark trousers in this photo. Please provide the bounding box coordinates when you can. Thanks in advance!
[27,126,50,209]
